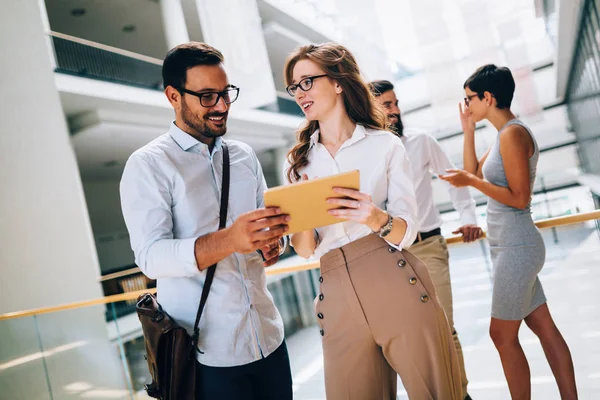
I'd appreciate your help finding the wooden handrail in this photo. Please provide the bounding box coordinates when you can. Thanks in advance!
[2,210,599,321]
[0,289,155,321]
[98,209,600,282]
[100,268,141,282]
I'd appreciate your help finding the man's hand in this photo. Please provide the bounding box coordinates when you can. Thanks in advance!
[227,207,290,254]
[452,224,483,243]
[259,240,283,267]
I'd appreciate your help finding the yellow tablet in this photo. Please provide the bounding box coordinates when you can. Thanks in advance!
[264,170,360,234]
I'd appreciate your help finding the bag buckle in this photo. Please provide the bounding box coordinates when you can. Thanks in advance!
[151,313,164,323]
[144,383,160,398]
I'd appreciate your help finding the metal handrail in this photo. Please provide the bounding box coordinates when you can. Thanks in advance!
[2,210,599,321]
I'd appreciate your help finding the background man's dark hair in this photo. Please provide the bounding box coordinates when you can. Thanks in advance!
[463,64,515,109]
[162,42,224,91]
[369,80,395,97]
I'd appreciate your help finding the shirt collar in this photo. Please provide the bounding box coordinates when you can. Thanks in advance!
[169,121,222,154]
[309,130,320,148]
[309,124,368,148]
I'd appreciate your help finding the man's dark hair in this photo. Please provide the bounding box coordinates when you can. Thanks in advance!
[463,64,515,109]
[369,80,395,96]
[162,42,224,90]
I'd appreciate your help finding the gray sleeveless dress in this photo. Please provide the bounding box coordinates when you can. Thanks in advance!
[481,119,546,320]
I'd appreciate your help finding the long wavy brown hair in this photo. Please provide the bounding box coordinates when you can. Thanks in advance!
[284,43,388,182]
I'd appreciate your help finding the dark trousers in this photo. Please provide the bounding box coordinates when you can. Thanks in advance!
[196,341,293,400]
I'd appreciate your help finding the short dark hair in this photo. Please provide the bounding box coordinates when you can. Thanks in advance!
[162,42,224,90]
[463,64,515,109]
[369,80,395,96]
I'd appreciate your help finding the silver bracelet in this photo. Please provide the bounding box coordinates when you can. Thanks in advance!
[278,235,289,256]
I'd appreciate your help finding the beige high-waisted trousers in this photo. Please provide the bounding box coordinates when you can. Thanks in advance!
[315,234,462,400]
[410,234,469,396]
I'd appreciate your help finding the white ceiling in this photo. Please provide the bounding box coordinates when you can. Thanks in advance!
[45,0,331,62]
[58,74,301,181]
[45,0,169,59]
[68,100,299,181]
[263,21,312,93]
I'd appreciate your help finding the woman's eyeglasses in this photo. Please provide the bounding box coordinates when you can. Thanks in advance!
[286,75,328,96]
[464,94,479,106]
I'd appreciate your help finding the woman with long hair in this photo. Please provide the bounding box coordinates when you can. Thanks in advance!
[440,64,578,399]
[282,43,463,400]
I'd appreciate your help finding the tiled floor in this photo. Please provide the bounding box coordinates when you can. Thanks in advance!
[287,222,600,399]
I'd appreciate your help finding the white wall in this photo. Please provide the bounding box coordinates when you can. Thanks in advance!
[0,1,129,398]
[0,0,103,313]
[195,0,278,109]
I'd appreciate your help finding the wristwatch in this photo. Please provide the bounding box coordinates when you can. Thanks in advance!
[375,213,393,238]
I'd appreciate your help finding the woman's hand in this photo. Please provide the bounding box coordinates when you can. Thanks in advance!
[326,187,388,232]
[439,168,477,188]
[459,102,476,136]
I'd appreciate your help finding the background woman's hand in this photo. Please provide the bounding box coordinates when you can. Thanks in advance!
[439,168,476,188]
[459,102,476,136]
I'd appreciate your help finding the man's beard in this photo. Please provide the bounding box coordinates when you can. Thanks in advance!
[389,114,404,137]
[181,97,228,139]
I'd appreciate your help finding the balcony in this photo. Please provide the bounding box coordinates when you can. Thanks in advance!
[49,31,304,118]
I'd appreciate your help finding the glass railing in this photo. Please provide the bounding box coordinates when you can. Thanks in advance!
[0,305,139,399]
[1,210,599,400]
[99,261,319,335]
[50,31,163,90]
[101,269,155,321]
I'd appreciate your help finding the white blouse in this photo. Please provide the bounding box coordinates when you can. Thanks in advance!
[282,124,418,259]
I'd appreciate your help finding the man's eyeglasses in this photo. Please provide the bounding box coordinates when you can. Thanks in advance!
[286,75,328,97]
[177,86,240,108]
[464,93,479,106]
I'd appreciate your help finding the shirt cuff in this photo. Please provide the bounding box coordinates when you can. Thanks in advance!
[384,214,417,251]
[460,211,478,226]
[179,236,202,275]
[140,236,201,279]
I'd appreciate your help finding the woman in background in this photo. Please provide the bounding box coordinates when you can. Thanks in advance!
[441,64,577,400]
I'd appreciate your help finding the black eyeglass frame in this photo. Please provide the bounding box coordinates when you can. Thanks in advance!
[176,86,240,107]
[463,93,480,106]
[286,74,328,97]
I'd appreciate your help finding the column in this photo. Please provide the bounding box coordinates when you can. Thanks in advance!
[160,0,190,49]
[194,0,278,109]
[333,0,394,80]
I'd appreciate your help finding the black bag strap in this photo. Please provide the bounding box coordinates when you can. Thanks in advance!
[192,141,230,350]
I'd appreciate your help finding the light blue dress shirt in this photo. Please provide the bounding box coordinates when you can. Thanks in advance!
[120,122,284,367]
